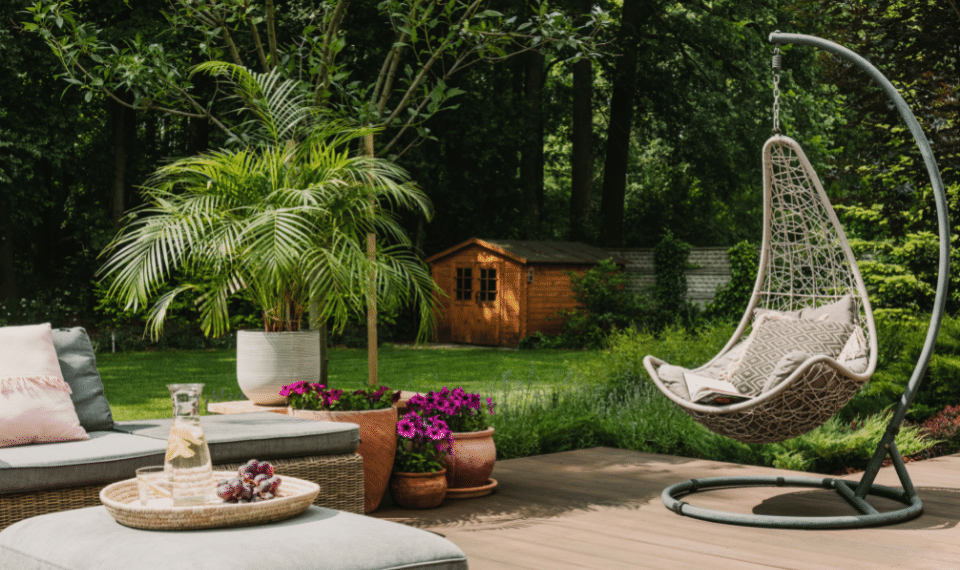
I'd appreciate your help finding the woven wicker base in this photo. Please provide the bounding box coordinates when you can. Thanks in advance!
[0,453,363,531]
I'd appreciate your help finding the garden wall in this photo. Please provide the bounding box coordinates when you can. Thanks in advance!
[604,247,733,307]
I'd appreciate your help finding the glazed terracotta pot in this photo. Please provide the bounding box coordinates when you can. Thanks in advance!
[236,330,320,405]
[389,469,447,509]
[287,406,397,512]
[444,427,496,489]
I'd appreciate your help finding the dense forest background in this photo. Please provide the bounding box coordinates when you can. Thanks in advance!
[0,0,956,338]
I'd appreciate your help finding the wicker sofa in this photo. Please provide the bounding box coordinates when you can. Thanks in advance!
[0,327,364,530]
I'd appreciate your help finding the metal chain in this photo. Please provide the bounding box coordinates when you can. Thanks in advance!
[772,44,782,134]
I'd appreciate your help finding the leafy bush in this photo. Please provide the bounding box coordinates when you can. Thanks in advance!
[652,230,699,328]
[841,313,960,422]
[770,413,934,474]
[520,258,652,349]
[0,288,83,328]
[703,241,759,323]
[920,405,960,455]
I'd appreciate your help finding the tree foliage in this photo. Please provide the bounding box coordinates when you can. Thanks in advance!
[792,0,960,314]
[99,65,439,338]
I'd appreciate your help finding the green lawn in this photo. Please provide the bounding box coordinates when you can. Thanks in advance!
[97,344,602,421]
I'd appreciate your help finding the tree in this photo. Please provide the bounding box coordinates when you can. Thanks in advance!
[27,0,606,158]
[597,0,646,247]
[595,0,831,248]
[796,0,960,314]
[27,0,607,383]
[98,64,439,340]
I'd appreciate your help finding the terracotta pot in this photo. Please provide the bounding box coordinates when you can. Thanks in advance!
[236,330,320,405]
[389,469,447,509]
[287,406,397,512]
[444,427,496,490]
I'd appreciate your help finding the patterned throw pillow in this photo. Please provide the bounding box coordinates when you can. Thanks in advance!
[0,323,89,448]
[730,317,854,397]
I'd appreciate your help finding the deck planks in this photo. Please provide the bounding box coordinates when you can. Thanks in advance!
[372,447,960,570]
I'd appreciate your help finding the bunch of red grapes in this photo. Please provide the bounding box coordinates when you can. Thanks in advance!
[216,459,282,503]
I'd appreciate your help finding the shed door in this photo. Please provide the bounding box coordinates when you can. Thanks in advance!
[450,261,502,346]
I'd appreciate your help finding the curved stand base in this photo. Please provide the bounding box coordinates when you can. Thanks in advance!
[662,475,922,529]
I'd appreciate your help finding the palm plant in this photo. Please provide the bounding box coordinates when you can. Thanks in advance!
[98,63,438,340]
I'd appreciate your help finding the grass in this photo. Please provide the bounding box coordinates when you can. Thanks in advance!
[96,343,602,421]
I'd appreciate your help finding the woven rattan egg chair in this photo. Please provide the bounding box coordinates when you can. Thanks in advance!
[644,32,951,529]
[644,133,877,445]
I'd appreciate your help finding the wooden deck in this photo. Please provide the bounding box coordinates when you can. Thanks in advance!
[371,447,960,569]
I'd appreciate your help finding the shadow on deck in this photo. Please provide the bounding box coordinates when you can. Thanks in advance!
[371,447,960,570]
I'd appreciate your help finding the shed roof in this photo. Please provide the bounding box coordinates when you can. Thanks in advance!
[426,238,625,265]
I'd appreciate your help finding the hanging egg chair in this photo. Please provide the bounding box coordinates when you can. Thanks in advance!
[644,32,950,529]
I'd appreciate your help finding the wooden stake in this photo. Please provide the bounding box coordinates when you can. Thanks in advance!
[364,133,378,387]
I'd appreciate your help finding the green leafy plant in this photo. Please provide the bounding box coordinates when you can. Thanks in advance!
[522,259,652,349]
[770,413,936,474]
[841,313,960,422]
[703,241,759,323]
[97,64,439,340]
[653,230,698,329]
[394,411,453,473]
[280,381,400,411]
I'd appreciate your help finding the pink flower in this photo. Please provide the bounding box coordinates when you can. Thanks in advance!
[397,417,417,439]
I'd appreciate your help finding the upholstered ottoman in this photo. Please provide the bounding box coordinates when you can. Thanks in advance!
[0,506,468,570]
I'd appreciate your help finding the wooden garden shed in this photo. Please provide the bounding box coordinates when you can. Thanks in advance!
[426,238,625,347]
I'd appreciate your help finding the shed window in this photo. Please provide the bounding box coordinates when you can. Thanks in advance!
[456,268,472,300]
[478,268,497,302]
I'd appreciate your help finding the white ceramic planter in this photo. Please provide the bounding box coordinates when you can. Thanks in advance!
[236,330,321,405]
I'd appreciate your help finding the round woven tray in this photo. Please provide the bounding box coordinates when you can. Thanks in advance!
[100,471,319,530]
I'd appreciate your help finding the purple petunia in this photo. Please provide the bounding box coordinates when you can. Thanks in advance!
[397,417,417,438]
[406,387,495,433]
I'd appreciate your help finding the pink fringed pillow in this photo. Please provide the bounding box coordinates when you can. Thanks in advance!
[0,323,89,448]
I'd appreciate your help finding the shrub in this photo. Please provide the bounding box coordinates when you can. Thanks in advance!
[770,413,935,474]
[653,230,698,328]
[841,313,960,422]
[921,405,960,454]
[521,258,652,349]
[703,241,759,323]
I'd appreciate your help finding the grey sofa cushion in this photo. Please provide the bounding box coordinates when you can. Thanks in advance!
[0,506,469,570]
[113,412,360,463]
[0,431,167,493]
[52,327,114,432]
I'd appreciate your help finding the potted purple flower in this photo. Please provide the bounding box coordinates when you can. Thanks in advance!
[406,388,497,496]
[389,411,453,508]
[281,381,400,512]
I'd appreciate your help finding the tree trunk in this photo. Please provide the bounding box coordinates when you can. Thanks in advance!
[188,58,211,155]
[0,197,16,301]
[569,55,594,242]
[110,93,135,227]
[599,0,645,247]
[520,50,545,235]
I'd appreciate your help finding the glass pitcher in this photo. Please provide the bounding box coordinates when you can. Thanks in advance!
[165,383,216,506]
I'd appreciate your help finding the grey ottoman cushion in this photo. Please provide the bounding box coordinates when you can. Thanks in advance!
[113,412,360,462]
[0,432,167,493]
[0,506,469,570]
[52,327,115,432]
